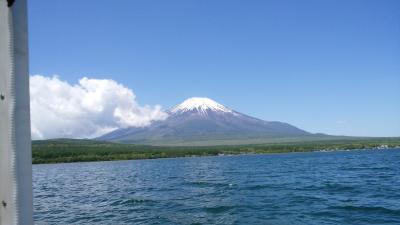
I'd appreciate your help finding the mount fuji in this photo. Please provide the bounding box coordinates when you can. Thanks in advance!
[98,97,313,145]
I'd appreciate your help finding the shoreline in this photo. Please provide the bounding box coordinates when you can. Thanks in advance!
[32,142,400,165]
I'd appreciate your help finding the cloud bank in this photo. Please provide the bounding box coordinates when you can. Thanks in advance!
[30,75,168,139]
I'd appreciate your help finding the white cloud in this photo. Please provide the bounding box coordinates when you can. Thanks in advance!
[30,75,168,140]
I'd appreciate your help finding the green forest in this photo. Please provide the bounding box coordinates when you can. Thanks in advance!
[32,138,400,164]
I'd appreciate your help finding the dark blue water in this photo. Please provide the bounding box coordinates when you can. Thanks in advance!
[33,149,400,225]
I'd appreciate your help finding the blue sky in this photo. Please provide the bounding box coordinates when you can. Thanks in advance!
[28,0,400,137]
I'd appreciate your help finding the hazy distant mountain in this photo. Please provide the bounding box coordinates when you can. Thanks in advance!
[98,97,316,145]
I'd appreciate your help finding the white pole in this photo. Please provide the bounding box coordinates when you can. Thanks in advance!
[0,0,33,224]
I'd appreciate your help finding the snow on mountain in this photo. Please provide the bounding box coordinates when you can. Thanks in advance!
[171,97,233,114]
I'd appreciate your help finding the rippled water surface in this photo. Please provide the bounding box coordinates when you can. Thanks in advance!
[33,149,400,224]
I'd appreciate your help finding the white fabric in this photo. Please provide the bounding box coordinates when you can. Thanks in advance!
[0,0,33,224]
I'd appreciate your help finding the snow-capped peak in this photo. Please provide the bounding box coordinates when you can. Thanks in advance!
[171,97,233,114]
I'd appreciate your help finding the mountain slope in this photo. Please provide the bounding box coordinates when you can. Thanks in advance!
[99,97,312,145]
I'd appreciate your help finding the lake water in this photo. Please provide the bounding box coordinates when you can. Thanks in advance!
[33,149,400,224]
